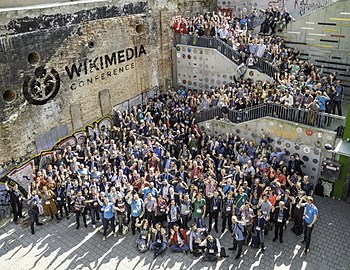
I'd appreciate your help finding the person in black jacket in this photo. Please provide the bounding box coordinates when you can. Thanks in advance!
[207,191,222,233]
[256,209,266,252]
[288,154,304,176]
[220,191,235,234]
[5,182,24,224]
[273,201,290,243]
[55,181,69,220]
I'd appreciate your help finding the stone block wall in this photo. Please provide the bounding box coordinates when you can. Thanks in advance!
[0,0,202,165]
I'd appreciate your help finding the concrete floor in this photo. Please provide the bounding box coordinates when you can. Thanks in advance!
[0,196,349,270]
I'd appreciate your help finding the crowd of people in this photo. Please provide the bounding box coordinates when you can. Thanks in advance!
[172,10,344,117]
[5,88,319,261]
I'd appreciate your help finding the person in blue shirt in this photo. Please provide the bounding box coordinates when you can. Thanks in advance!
[301,196,318,255]
[97,192,116,240]
[141,182,158,201]
[315,91,330,127]
[332,80,343,115]
[126,192,145,235]
[228,215,246,260]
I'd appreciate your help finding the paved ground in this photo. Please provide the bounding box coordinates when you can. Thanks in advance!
[0,196,349,270]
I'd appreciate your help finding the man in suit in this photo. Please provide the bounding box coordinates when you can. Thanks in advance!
[207,191,222,233]
[273,201,290,243]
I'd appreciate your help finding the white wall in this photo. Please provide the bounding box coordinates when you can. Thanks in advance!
[173,44,273,91]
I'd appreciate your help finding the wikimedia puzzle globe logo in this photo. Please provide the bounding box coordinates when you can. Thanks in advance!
[23,66,60,105]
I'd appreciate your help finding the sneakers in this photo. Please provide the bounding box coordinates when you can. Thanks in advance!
[114,233,117,237]
[92,224,96,229]
[103,236,106,241]
[303,249,308,255]
[273,238,277,242]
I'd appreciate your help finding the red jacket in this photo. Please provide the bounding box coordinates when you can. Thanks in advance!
[170,229,187,245]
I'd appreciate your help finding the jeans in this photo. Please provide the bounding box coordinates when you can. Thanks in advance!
[257,229,265,247]
[76,211,87,228]
[204,252,218,261]
[103,216,115,237]
[194,217,205,228]
[90,207,100,225]
[303,221,314,250]
[170,243,189,252]
[116,213,126,233]
[150,242,167,257]
[28,209,39,234]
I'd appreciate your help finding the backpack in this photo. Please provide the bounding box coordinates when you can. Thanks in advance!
[137,239,148,253]
[314,181,324,197]
[251,235,260,249]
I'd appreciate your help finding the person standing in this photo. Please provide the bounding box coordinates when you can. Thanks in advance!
[97,193,116,240]
[221,191,235,233]
[229,216,246,259]
[301,196,318,255]
[208,191,221,233]
[332,80,343,116]
[55,181,69,220]
[26,185,43,234]
[291,191,305,236]
[179,193,192,230]
[115,192,127,235]
[272,201,289,243]
[255,209,266,252]
[126,192,144,235]
[192,193,206,228]
[5,182,24,224]
[72,190,87,229]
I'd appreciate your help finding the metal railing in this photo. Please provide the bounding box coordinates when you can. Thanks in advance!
[194,103,345,137]
[174,33,279,78]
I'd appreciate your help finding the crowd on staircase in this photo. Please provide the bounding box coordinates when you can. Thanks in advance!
[172,9,344,117]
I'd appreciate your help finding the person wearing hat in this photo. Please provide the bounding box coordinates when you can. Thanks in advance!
[301,196,318,254]
[229,215,246,259]
[272,201,289,243]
